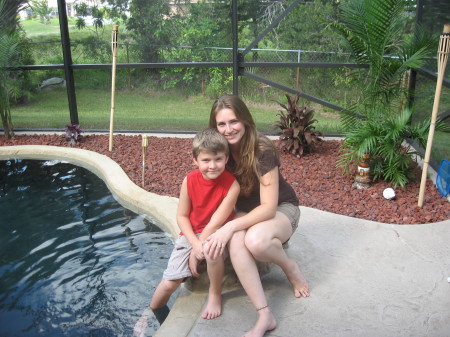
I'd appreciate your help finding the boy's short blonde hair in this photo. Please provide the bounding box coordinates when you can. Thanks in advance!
[192,128,229,159]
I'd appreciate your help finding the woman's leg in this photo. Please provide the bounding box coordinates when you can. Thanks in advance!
[202,253,225,319]
[245,212,309,298]
[229,229,276,337]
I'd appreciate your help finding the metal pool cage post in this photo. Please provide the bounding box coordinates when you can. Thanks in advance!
[57,0,78,125]
[418,24,450,208]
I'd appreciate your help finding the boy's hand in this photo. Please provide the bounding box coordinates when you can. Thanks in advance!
[189,253,200,278]
[192,240,204,260]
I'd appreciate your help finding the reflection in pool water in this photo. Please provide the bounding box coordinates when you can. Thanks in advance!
[0,159,174,337]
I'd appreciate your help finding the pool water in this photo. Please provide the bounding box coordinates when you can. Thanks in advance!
[0,159,174,337]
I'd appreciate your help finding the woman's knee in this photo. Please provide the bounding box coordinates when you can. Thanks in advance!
[228,230,246,257]
[244,229,270,255]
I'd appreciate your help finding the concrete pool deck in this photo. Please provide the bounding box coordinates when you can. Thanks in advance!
[157,208,450,337]
[1,141,449,337]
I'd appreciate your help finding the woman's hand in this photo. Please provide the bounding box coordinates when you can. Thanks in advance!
[205,225,234,259]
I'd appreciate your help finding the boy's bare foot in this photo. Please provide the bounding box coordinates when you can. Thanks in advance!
[243,307,276,337]
[202,293,222,319]
[285,258,309,298]
[133,308,151,337]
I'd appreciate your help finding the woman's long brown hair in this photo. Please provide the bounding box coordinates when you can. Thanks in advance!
[209,95,277,196]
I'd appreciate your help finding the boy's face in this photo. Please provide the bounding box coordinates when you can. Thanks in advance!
[193,151,228,180]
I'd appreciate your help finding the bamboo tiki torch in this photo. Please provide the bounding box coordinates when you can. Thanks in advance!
[109,25,119,152]
[142,135,149,188]
[418,24,450,207]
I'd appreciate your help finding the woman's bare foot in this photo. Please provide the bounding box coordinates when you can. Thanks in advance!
[243,307,276,337]
[202,293,222,319]
[285,258,309,298]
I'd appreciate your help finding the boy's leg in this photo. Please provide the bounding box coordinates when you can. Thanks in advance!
[202,253,225,319]
[134,279,181,336]
[150,279,183,312]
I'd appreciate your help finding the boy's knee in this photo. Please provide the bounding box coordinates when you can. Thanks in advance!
[160,279,182,293]
[205,253,223,264]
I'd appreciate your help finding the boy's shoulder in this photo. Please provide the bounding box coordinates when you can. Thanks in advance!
[222,169,235,180]
[186,168,201,178]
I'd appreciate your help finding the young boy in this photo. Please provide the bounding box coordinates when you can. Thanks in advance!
[136,128,239,333]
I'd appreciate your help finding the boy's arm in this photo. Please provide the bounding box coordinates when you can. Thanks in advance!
[177,177,203,258]
[197,180,240,241]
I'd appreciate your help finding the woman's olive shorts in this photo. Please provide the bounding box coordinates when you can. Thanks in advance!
[277,202,300,232]
[236,202,300,233]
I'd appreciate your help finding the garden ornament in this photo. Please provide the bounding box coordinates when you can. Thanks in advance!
[383,188,396,200]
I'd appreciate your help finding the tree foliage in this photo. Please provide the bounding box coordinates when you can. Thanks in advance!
[30,0,52,24]
[0,0,33,139]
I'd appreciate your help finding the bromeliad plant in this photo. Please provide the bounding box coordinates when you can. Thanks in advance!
[65,123,84,146]
[274,94,322,158]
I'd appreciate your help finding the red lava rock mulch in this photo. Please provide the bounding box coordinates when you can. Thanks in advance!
[1,133,449,225]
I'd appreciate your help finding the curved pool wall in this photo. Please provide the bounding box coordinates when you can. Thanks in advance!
[0,145,180,239]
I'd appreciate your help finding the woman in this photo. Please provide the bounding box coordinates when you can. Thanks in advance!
[205,95,309,337]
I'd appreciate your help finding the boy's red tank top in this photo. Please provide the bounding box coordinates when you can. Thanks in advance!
[184,169,235,234]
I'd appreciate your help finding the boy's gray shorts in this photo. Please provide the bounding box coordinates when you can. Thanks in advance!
[162,234,228,281]
[163,235,193,281]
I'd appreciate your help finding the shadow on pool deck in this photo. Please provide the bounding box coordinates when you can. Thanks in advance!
[156,206,450,337]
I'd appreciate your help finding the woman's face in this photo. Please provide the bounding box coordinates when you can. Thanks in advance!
[214,108,245,146]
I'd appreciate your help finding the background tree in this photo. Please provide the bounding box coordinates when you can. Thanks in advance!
[30,0,52,24]
[74,1,106,39]
[0,0,33,139]
[159,0,232,96]
[278,0,344,52]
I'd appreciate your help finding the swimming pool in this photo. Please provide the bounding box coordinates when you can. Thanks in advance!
[0,159,174,336]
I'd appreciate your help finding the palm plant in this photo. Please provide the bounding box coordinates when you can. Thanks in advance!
[329,0,448,187]
[0,0,31,139]
[338,108,449,188]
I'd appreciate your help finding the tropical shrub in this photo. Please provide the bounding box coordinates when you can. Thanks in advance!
[0,0,34,139]
[338,108,449,188]
[274,94,322,158]
[329,0,446,186]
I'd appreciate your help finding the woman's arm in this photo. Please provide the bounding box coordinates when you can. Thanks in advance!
[206,166,279,246]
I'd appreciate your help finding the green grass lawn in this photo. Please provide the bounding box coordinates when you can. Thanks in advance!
[20,18,116,41]
[10,88,343,134]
